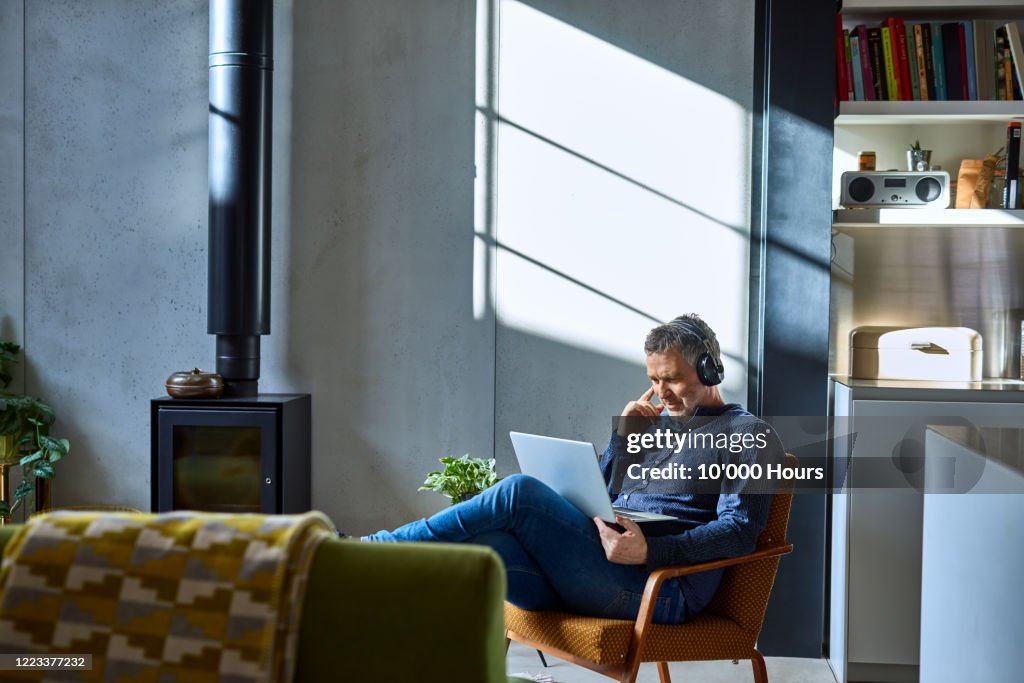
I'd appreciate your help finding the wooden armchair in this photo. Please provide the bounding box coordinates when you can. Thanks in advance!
[504,454,797,683]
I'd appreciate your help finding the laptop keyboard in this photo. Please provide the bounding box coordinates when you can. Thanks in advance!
[612,507,660,521]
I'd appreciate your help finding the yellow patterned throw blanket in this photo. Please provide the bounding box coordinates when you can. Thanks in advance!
[0,510,335,682]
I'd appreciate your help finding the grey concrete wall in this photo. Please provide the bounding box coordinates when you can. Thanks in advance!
[1,0,486,528]
[283,0,491,532]
[1,0,753,532]
[0,0,24,382]
[490,0,755,465]
[13,0,294,511]
[4,0,487,527]
[22,0,210,509]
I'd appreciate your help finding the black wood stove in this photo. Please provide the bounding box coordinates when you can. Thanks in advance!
[151,395,309,513]
[151,0,310,514]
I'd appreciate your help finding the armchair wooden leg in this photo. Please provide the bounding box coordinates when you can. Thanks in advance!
[751,650,768,683]
[657,661,671,683]
[620,661,642,683]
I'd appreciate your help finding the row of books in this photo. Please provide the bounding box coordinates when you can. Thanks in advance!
[836,16,1024,102]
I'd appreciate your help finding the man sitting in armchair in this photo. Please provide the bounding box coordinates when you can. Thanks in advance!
[364,314,784,625]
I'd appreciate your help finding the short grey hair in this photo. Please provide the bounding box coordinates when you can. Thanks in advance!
[644,314,721,368]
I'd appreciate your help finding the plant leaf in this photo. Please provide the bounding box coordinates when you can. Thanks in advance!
[0,410,18,435]
[32,399,55,424]
[14,478,33,501]
[39,435,69,455]
[19,450,43,466]
[0,341,19,391]
[33,462,55,479]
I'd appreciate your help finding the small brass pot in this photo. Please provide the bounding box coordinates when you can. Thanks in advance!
[165,368,224,399]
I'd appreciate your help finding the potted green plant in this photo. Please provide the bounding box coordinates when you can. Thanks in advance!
[419,454,499,505]
[0,340,70,521]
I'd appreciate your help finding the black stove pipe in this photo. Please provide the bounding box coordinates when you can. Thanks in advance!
[208,0,272,398]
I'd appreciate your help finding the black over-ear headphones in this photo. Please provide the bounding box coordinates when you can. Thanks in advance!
[670,319,724,386]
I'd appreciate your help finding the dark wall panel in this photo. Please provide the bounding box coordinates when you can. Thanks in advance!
[748,0,835,658]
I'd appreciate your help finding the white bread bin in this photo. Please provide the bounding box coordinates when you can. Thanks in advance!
[850,326,983,381]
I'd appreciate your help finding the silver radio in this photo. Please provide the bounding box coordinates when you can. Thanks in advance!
[840,171,950,208]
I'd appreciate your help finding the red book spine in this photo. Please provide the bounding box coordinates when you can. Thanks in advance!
[858,25,876,101]
[895,17,913,100]
[958,23,969,100]
[837,13,849,102]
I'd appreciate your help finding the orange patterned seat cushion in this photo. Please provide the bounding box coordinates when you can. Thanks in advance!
[504,603,758,665]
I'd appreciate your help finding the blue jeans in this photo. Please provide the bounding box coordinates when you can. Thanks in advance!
[365,474,687,624]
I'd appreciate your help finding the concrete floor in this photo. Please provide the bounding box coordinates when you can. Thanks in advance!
[507,642,838,683]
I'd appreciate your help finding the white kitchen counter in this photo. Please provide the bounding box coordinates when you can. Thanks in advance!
[920,426,1024,683]
[828,382,1024,683]
[832,375,1024,402]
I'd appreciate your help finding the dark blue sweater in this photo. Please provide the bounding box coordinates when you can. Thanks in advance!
[598,403,785,618]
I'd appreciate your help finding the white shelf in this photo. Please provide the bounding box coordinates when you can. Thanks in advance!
[843,0,1024,9]
[841,1,1024,18]
[837,101,1024,124]
[833,207,1024,228]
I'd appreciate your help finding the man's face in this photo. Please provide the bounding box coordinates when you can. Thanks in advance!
[645,349,707,417]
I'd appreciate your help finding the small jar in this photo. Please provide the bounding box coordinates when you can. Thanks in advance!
[858,151,876,171]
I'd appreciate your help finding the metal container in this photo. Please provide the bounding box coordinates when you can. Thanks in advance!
[979,309,1024,379]
[907,149,932,172]
[850,326,983,381]
[165,368,225,399]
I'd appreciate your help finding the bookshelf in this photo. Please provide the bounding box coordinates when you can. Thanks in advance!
[838,4,1024,104]
[833,206,1024,227]
[830,6,1024,683]
[834,3,1023,209]
[837,99,1023,122]
[842,0,1024,16]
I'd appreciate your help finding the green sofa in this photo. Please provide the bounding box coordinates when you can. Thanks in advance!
[0,526,528,683]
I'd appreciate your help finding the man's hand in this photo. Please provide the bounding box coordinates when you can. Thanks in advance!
[617,387,663,436]
[593,516,648,565]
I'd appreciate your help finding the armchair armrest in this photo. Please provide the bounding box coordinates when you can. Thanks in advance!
[633,543,793,637]
[647,543,794,586]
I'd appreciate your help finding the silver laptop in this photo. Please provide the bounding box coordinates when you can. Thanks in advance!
[509,431,678,524]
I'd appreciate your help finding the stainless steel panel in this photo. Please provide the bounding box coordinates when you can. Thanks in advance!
[830,226,1024,379]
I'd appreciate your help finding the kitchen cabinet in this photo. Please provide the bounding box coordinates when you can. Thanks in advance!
[829,378,1024,683]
